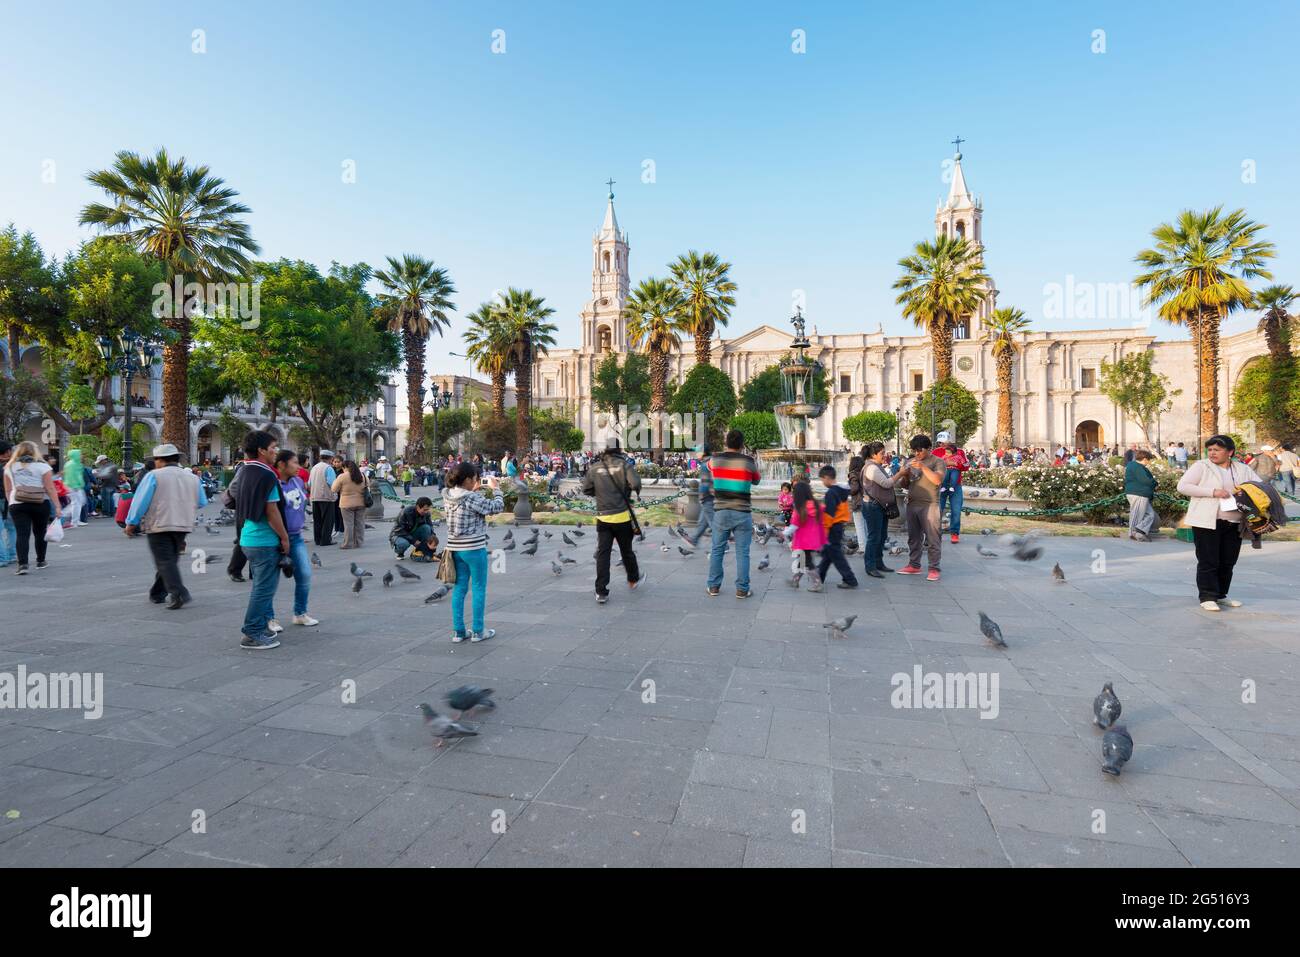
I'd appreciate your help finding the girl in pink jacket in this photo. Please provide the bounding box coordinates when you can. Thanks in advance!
[788,481,827,590]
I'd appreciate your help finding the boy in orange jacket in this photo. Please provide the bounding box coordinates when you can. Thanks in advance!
[816,465,859,589]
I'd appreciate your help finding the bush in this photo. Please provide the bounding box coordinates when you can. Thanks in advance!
[728,411,780,450]
[964,466,1015,489]
[1005,461,1187,525]
[842,410,898,446]
[912,380,980,444]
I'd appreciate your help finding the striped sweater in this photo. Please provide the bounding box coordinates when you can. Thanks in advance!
[441,485,504,551]
[709,450,760,511]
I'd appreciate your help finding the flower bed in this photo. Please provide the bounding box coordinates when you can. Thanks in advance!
[1006,462,1186,524]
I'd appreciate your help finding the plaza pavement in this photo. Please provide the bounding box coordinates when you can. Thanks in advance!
[2,490,1299,868]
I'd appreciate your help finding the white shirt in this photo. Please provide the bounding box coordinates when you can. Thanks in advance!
[5,459,52,506]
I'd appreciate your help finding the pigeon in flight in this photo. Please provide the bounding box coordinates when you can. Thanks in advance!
[382,570,394,588]
[562,532,577,546]
[822,615,857,640]
[551,560,564,576]
[1052,562,1066,583]
[978,611,1006,648]
[521,542,538,556]
[1101,726,1133,776]
[311,552,323,568]
[351,576,364,594]
[757,553,770,571]
[418,703,478,747]
[1093,682,1122,729]
[349,562,372,578]
[976,544,998,558]
[395,565,421,581]
[445,685,495,718]
[424,584,450,603]
[1002,533,1043,562]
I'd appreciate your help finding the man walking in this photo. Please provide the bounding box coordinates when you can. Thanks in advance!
[815,465,858,590]
[1276,442,1298,496]
[582,437,644,604]
[1253,445,1280,485]
[684,445,714,547]
[1124,449,1158,541]
[706,428,761,599]
[124,444,207,609]
[1174,442,1188,469]
[235,431,290,649]
[308,450,338,547]
[895,434,947,582]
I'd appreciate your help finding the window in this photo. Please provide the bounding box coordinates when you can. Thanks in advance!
[911,371,923,392]
[602,251,611,273]
[545,378,554,397]
[839,374,851,394]
[953,320,970,340]
[1080,367,1096,389]
[955,220,966,238]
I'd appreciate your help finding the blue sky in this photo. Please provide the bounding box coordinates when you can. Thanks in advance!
[3,0,1298,377]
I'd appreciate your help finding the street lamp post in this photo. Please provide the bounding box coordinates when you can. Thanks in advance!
[96,330,158,469]
[425,383,452,469]
[356,413,378,460]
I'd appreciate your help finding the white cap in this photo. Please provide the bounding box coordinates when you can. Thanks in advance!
[936,431,952,444]
[1261,445,1274,452]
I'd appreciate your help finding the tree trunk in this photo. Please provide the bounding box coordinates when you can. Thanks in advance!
[6,324,20,373]
[491,368,507,419]
[651,348,667,462]
[694,327,711,368]
[515,357,532,454]
[161,324,190,451]
[403,328,425,462]
[995,352,1014,447]
[932,316,954,381]
[1263,315,1292,362]
[1200,310,1221,439]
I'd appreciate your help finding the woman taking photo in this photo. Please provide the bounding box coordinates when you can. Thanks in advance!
[331,460,368,549]
[3,441,62,574]
[441,461,504,643]
[860,441,902,578]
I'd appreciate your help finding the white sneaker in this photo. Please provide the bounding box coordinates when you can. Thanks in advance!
[292,614,319,627]
[1199,600,1221,612]
[1220,599,1242,608]
[267,619,284,633]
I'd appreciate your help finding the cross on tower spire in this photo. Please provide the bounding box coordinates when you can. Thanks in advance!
[605,177,615,199]
[951,136,964,158]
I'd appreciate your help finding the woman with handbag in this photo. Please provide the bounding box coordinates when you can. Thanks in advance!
[330,460,369,549]
[440,461,504,643]
[860,442,902,578]
[3,441,62,574]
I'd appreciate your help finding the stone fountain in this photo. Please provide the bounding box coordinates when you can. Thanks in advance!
[756,308,841,483]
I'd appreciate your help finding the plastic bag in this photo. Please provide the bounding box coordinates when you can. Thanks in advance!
[45,520,64,543]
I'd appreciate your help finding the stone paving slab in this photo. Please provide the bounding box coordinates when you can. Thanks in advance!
[1,498,1299,867]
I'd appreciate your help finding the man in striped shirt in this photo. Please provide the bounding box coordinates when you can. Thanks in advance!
[706,429,761,598]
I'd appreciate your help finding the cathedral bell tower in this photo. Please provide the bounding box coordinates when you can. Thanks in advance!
[581,182,630,354]
[934,140,996,337]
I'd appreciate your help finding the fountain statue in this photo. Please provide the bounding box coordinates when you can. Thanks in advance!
[756,308,841,483]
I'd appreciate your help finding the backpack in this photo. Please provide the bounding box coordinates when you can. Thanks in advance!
[1233,480,1286,548]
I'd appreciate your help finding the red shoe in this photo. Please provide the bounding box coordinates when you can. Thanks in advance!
[896,565,923,575]
[927,569,941,582]
[950,533,959,544]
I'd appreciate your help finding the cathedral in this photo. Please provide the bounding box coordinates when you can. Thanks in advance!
[531,152,1268,452]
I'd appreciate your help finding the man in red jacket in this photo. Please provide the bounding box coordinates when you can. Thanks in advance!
[933,433,969,544]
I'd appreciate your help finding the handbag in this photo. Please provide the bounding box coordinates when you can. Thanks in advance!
[363,484,374,509]
[435,548,457,583]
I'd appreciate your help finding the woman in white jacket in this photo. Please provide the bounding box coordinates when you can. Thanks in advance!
[1176,435,1262,612]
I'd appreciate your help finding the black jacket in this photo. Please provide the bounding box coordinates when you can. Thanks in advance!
[580,452,641,516]
[390,505,436,545]
[234,460,280,526]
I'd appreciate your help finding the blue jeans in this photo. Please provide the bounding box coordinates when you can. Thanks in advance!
[708,509,753,592]
[687,500,714,546]
[271,534,312,618]
[0,511,15,564]
[241,546,283,639]
[451,547,489,635]
[393,523,433,557]
[1278,473,1295,497]
[939,471,963,535]
[862,501,887,571]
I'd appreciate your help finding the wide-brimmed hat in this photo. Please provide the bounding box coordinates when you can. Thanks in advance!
[151,443,181,458]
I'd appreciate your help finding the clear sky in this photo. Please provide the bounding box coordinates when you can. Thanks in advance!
[3,0,1298,378]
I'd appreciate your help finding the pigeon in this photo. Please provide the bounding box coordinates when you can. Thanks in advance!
[501,540,516,551]
[311,552,323,568]
[571,529,585,538]
[976,544,999,558]
[980,528,993,536]
[1052,562,1066,583]
[1002,533,1043,562]
[888,545,905,556]
[660,544,670,553]
[557,552,576,565]
[502,530,513,543]
[562,532,577,546]
[978,611,1006,648]
[382,571,394,588]
[395,565,421,581]
[351,576,364,594]
[424,584,450,603]
[204,554,221,564]
[678,545,695,557]
[551,560,564,576]
[418,703,478,747]
[576,521,585,528]
[757,553,770,571]
[822,615,857,640]
[543,530,553,539]
[365,523,375,530]
[349,562,372,578]
[445,685,495,718]
[1093,682,1122,729]
[1101,726,1133,776]
[521,542,538,556]
[205,525,220,535]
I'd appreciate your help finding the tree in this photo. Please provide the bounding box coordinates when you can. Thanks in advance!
[463,302,514,420]
[912,379,980,444]
[624,276,689,460]
[421,407,472,456]
[216,410,250,460]
[1134,206,1275,438]
[985,306,1031,448]
[1098,352,1181,449]
[1255,284,1295,362]
[669,250,737,367]
[0,367,42,442]
[893,235,989,381]
[79,148,259,448]
[667,364,737,449]
[740,357,829,412]
[61,384,98,434]
[498,288,557,454]
[842,410,898,446]
[0,224,60,373]
[100,422,152,464]
[374,254,456,462]
[1231,358,1300,446]
[728,411,781,450]
[591,352,651,430]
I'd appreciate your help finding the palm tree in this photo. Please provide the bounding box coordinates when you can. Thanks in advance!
[985,307,1030,448]
[1254,284,1295,362]
[893,235,989,382]
[374,254,456,463]
[1134,207,1274,439]
[463,302,514,420]
[624,277,689,461]
[668,250,737,367]
[497,288,557,454]
[79,149,259,447]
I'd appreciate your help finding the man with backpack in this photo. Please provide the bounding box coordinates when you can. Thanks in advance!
[581,437,644,605]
